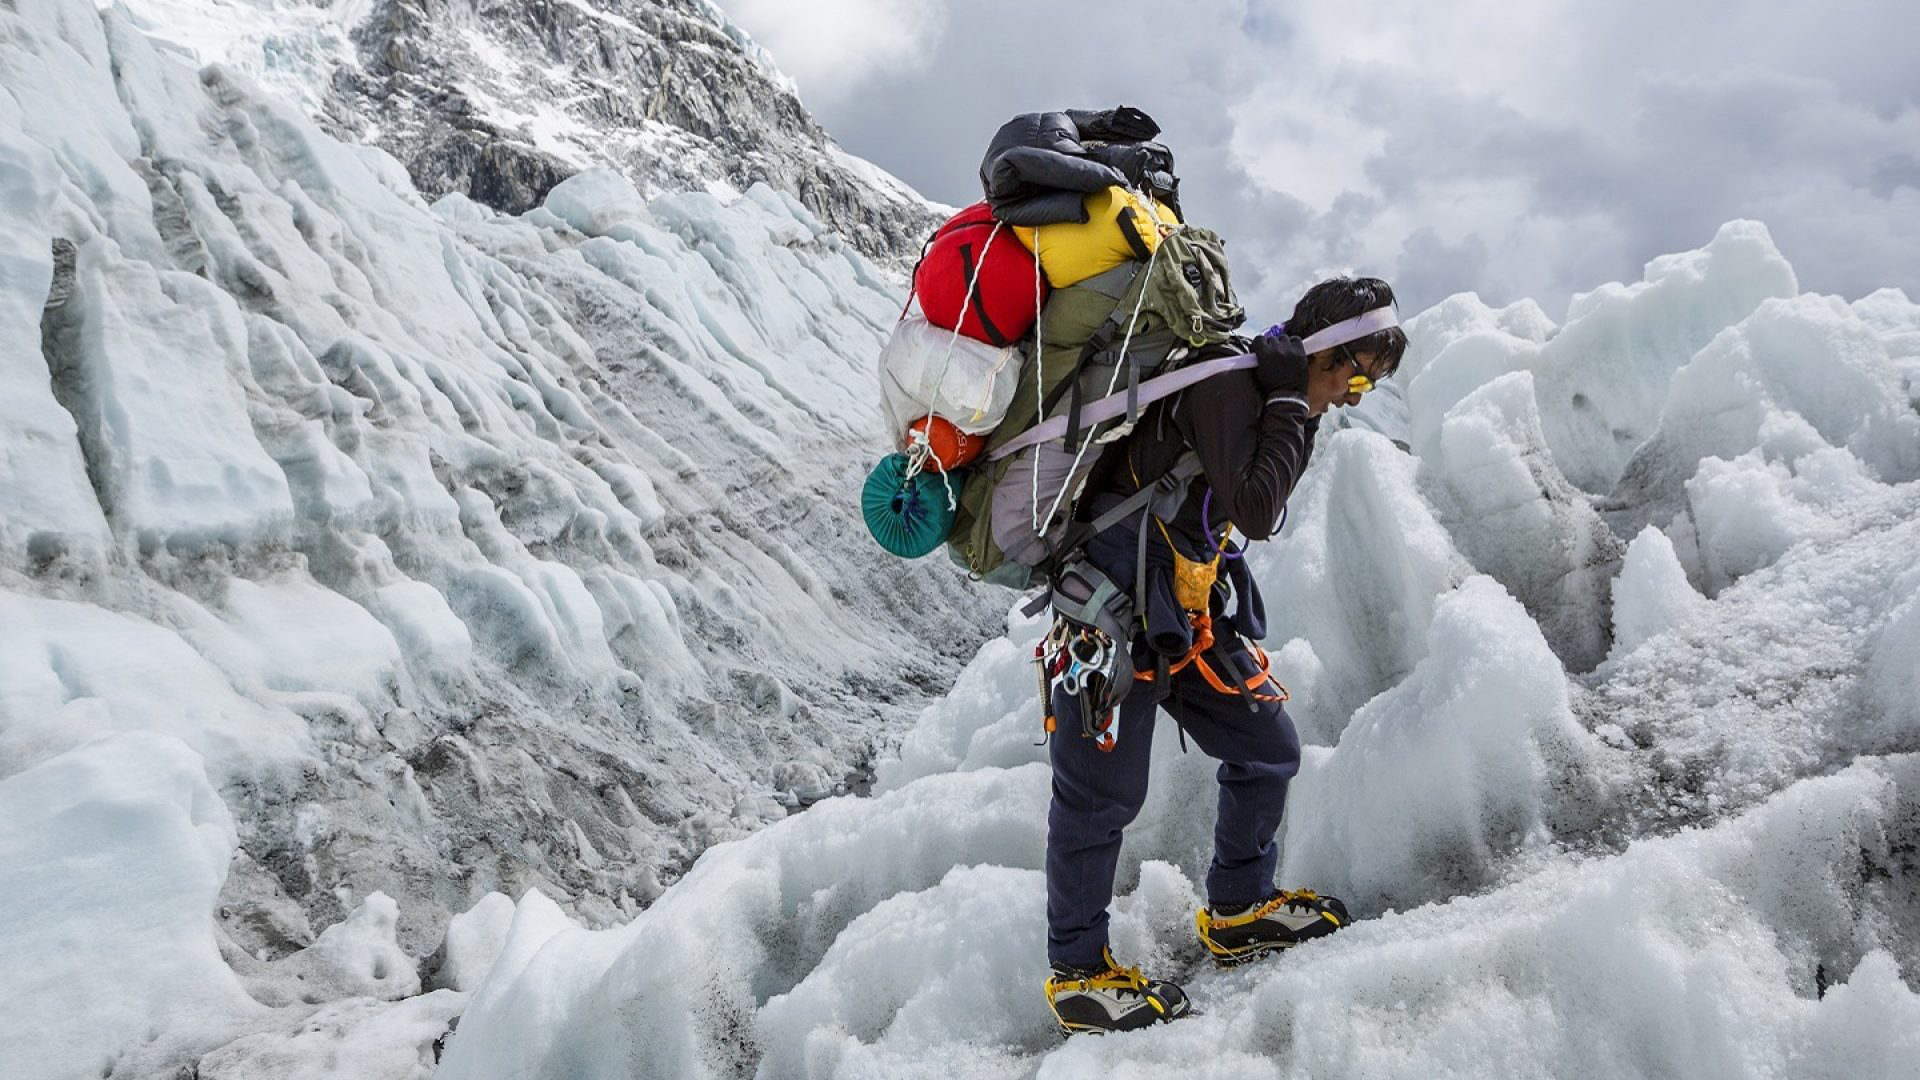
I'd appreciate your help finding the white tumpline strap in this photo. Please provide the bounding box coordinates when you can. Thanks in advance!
[1298,306,1399,356]
[990,305,1399,463]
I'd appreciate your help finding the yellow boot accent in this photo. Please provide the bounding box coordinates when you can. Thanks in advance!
[1196,890,1335,965]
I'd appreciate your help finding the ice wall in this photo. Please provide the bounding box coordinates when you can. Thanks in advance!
[0,2,995,1073]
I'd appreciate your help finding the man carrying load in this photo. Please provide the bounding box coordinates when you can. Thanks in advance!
[1041,277,1405,1035]
[861,107,1408,1035]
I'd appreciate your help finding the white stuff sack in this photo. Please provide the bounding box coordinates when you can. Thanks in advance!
[876,315,1020,444]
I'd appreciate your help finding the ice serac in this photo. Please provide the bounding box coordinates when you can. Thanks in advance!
[1608,290,1920,549]
[1407,220,1797,492]
[436,766,1053,1079]
[1420,371,1626,670]
[441,213,1919,1076]
[1280,576,1607,914]
[1606,525,1709,663]
[1247,429,1473,745]
[118,0,941,265]
[0,107,113,566]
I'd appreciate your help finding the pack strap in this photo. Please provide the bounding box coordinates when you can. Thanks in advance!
[1044,279,1143,451]
[1115,206,1153,262]
[992,353,1256,461]
[1016,455,1204,619]
[997,308,1396,463]
[959,241,1012,347]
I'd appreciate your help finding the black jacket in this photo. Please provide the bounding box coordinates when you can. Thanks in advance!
[978,108,1180,226]
[1079,367,1319,654]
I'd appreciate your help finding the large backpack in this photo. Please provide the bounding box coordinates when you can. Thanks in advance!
[945,220,1245,587]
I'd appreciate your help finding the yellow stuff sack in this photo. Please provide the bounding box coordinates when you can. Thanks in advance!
[1012,186,1180,289]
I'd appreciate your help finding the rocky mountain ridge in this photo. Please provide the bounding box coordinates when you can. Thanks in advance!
[124,0,942,266]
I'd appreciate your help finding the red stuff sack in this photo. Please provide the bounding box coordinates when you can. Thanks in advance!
[912,202,1046,347]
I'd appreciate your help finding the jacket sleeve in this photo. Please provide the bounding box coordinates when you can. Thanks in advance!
[1178,374,1318,541]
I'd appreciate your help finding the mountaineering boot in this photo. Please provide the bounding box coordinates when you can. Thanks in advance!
[1196,889,1348,967]
[1044,947,1193,1035]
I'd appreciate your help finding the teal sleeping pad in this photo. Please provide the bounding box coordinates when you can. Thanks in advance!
[862,453,965,558]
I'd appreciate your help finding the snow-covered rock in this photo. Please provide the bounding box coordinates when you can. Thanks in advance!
[117,0,941,264]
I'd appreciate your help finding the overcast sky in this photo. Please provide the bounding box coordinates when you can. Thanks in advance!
[714,0,1918,322]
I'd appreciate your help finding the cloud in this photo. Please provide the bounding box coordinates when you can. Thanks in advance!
[714,0,1920,321]
[718,0,946,107]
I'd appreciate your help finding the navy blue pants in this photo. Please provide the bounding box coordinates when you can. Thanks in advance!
[1046,643,1301,967]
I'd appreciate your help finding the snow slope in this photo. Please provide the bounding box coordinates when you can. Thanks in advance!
[0,0,991,1072]
[441,227,1920,1077]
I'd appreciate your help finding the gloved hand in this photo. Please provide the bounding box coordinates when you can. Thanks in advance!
[1251,330,1308,398]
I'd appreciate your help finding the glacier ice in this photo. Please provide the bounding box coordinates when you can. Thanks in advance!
[428,229,1920,1080]
[1607,525,1710,663]
[1278,576,1609,915]
[0,0,992,1034]
[0,734,263,1078]
[1419,371,1626,670]
[1,0,1918,1075]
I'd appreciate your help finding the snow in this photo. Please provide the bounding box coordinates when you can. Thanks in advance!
[1278,576,1607,914]
[196,991,464,1080]
[117,0,371,114]
[1607,525,1709,662]
[0,734,260,1077]
[1,0,1917,1074]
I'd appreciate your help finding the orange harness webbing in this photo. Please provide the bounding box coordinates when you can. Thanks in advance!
[1132,612,1289,703]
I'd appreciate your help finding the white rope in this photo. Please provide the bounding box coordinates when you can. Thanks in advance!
[1028,225,1045,530]
[901,424,958,511]
[923,219,1002,433]
[1033,235,1164,537]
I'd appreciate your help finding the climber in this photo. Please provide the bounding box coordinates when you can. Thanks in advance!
[1042,277,1408,1036]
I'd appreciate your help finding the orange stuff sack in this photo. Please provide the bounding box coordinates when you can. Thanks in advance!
[904,414,986,469]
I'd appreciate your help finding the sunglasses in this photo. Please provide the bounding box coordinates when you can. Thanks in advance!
[1340,349,1377,395]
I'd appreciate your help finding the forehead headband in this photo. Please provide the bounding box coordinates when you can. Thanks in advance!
[1298,306,1399,356]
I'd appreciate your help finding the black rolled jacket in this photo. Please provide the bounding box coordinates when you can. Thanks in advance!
[978,108,1179,226]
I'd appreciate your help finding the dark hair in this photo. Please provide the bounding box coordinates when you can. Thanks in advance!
[1286,276,1408,378]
